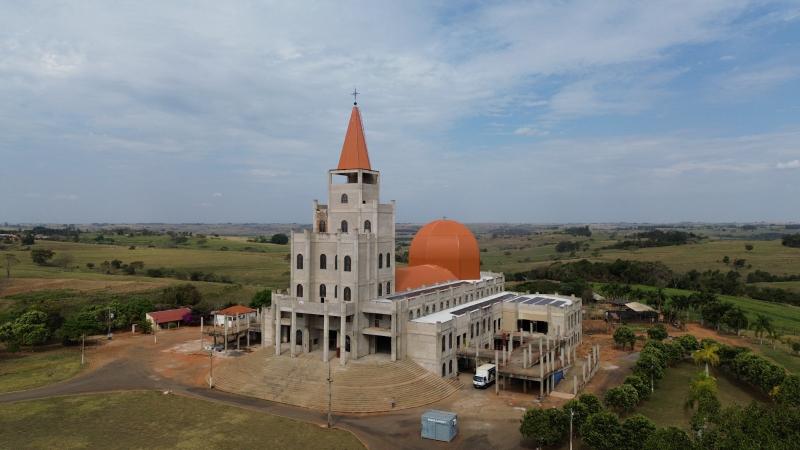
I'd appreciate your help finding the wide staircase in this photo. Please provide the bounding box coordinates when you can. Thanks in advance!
[214,349,461,413]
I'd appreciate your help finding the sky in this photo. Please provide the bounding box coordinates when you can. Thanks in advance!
[1,1,799,224]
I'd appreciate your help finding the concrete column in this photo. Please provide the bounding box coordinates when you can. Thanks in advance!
[528,343,532,363]
[390,312,397,362]
[573,375,578,396]
[582,361,587,383]
[340,314,346,366]
[290,309,296,357]
[502,345,507,366]
[274,307,281,355]
[523,348,527,368]
[495,350,499,395]
[224,319,228,351]
[539,336,543,364]
[323,313,329,362]
[539,354,544,399]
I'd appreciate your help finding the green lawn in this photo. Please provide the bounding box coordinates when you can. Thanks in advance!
[748,341,800,374]
[0,391,364,449]
[635,362,764,429]
[0,348,82,393]
[753,281,800,293]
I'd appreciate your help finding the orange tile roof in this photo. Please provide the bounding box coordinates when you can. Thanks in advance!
[147,307,192,324]
[337,106,372,170]
[396,264,459,292]
[218,305,256,316]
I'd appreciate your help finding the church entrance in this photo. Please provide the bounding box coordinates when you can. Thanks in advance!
[373,336,391,354]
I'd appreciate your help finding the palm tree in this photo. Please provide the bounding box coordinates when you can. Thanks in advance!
[751,314,773,345]
[693,343,720,377]
[769,328,783,349]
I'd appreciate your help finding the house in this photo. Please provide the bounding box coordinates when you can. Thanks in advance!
[146,307,192,329]
[214,305,258,328]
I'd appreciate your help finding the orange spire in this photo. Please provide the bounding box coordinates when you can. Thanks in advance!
[337,106,372,170]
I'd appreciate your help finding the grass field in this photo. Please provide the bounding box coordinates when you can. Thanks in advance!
[0,391,364,449]
[0,347,82,393]
[4,239,290,287]
[748,341,800,373]
[754,281,800,293]
[635,362,764,429]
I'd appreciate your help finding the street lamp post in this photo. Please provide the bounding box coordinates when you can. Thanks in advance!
[569,408,574,450]
[208,346,214,388]
[327,356,332,428]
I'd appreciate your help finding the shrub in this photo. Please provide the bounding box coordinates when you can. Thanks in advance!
[581,411,622,450]
[614,326,636,350]
[519,407,568,448]
[646,324,668,341]
[604,384,640,412]
[623,374,650,401]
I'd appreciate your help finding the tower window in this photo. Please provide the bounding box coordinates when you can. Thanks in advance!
[334,285,338,298]
[341,220,348,233]
[364,220,371,232]
[335,254,338,270]
[318,220,326,232]
[319,284,326,298]
[320,254,327,270]
[341,193,348,204]
[378,253,383,269]
[296,284,303,298]
[296,254,303,270]
[386,252,391,267]
[386,281,391,294]
[344,256,352,272]
[378,284,382,297]
[344,287,351,301]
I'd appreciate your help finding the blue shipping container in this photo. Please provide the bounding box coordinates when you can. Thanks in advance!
[421,410,458,442]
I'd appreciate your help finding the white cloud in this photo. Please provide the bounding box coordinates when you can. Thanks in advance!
[777,159,800,169]
[211,192,223,198]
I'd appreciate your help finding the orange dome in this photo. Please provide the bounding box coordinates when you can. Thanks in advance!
[408,219,480,280]
[395,264,458,292]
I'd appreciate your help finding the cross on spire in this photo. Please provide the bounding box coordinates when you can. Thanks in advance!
[352,88,359,105]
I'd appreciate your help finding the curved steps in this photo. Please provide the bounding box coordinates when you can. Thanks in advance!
[214,350,461,413]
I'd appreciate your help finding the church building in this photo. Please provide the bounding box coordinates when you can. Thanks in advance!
[265,102,582,379]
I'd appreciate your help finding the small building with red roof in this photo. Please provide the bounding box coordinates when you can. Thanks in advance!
[213,305,258,328]
[145,307,192,329]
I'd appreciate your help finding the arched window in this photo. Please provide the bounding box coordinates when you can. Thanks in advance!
[364,220,371,232]
[386,252,391,267]
[296,284,303,298]
[335,255,338,270]
[449,360,453,374]
[409,311,413,320]
[341,220,348,233]
[318,220,326,232]
[319,284,326,298]
[296,254,303,270]
[345,335,351,352]
[441,335,446,352]
[448,332,452,349]
[320,254,327,270]
[378,253,383,269]
[386,281,391,294]
[442,363,446,377]
[378,284,382,296]
[334,285,338,298]
[296,329,303,345]
[344,256,351,272]
[341,193,348,204]
[344,287,351,301]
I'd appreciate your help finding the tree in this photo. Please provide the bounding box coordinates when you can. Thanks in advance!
[250,289,272,309]
[3,253,19,278]
[624,374,650,401]
[21,232,35,245]
[614,326,636,350]
[722,256,730,264]
[634,350,666,389]
[768,328,783,349]
[51,253,75,270]
[621,414,656,450]
[772,374,800,407]
[750,314,773,345]
[578,393,604,415]
[562,399,590,431]
[159,284,202,307]
[519,407,568,449]
[581,411,623,450]
[675,334,699,353]
[30,248,55,265]
[693,343,720,377]
[646,324,668,341]
[643,426,692,450]
[0,310,51,351]
[270,233,289,245]
[721,306,748,336]
[604,384,639,412]
[58,310,101,343]
[745,244,754,251]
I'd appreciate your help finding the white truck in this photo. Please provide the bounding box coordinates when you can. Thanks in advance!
[473,364,496,388]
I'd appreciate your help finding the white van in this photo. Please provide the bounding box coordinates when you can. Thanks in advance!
[473,364,496,388]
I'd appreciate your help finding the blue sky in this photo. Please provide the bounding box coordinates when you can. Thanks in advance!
[1,1,799,224]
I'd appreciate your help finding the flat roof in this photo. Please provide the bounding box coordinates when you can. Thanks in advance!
[412,292,576,324]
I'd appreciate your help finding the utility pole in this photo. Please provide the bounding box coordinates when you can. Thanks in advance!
[569,408,574,450]
[81,334,85,366]
[208,346,214,388]
[327,357,333,428]
[200,316,204,352]
[106,307,113,340]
